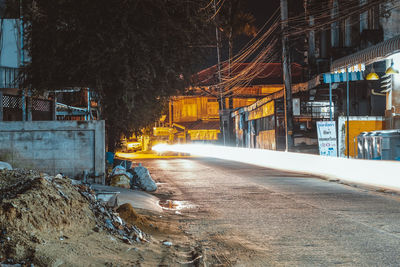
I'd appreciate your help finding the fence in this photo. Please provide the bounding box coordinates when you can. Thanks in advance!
[300,101,334,119]
[0,67,19,89]
[1,94,54,121]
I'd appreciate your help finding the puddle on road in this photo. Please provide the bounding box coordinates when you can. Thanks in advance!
[158,200,196,212]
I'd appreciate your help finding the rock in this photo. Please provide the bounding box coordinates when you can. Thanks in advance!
[118,230,125,236]
[104,219,114,230]
[55,174,63,179]
[106,194,119,208]
[121,236,132,245]
[133,164,157,192]
[57,189,69,200]
[69,179,82,185]
[114,216,123,225]
[0,162,12,170]
[163,241,172,247]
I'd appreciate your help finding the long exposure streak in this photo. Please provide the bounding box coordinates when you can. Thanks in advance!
[154,144,400,191]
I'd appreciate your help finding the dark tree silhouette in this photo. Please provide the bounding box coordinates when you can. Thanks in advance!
[21,0,210,151]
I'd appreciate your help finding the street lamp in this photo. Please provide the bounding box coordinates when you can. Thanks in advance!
[385,61,399,75]
[366,66,379,80]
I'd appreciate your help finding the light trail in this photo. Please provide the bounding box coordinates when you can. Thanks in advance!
[153,144,400,191]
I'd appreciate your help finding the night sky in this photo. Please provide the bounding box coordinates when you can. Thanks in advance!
[247,0,280,28]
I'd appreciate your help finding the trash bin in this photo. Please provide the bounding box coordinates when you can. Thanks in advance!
[106,152,115,165]
[363,132,374,160]
[377,130,400,160]
[370,131,382,160]
[357,132,368,159]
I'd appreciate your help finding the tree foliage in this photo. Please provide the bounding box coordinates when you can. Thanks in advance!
[22,0,210,151]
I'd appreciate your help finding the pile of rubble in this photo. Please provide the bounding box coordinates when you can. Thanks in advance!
[110,162,157,192]
[0,169,149,265]
[77,184,149,244]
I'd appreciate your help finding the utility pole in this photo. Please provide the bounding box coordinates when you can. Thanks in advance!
[281,0,294,151]
[213,0,226,145]
[20,0,26,121]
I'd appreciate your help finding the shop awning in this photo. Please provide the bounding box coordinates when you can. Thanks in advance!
[323,72,364,83]
[331,35,400,71]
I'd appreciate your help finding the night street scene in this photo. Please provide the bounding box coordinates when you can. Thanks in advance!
[1,0,400,266]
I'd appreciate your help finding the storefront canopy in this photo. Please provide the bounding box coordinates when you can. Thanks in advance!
[323,71,364,83]
[331,35,400,72]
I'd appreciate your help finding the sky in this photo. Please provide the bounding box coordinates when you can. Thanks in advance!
[246,0,280,28]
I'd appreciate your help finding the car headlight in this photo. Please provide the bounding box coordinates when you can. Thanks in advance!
[127,142,140,148]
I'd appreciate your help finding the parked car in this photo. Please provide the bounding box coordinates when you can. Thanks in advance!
[122,138,142,152]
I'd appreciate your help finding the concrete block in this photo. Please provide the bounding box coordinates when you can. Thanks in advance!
[74,137,94,149]
[56,169,74,177]
[32,138,58,150]
[0,133,11,142]
[13,151,34,160]
[54,159,74,170]
[14,132,33,141]
[14,160,36,170]
[61,142,75,153]
[75,167,94,176]
[13,141,33,151]
[75,148,94,161]
[33,150,54,160]
[0,141,12,150]
[73,159,92,170]
[75,130,92,139]
[54,131,74,140]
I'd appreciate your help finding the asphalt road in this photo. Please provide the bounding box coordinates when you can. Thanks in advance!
[143,157,400,266]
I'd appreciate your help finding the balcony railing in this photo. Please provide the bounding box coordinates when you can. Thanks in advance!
[0,67,19,89]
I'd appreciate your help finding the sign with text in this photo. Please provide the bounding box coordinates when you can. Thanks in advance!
[316,121,337,157]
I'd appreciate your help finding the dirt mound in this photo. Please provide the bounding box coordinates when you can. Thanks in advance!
[116,203,149,229]
[0,170,149,265]
[0,169,40,192]
[0,171,95,262]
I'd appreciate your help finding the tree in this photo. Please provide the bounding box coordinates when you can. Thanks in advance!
[213,0,257,109]
[217,0,257,72]
[21,0,210,151]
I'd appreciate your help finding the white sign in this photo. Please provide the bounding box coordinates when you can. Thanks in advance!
[316,121,337,157]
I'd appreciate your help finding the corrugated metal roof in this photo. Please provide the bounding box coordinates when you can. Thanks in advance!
[331,35,400,71]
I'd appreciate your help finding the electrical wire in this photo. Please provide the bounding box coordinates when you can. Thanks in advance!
[284,0,394,37]
[200,0,215,11]
[208,0,226,21]
[203,0,398,99]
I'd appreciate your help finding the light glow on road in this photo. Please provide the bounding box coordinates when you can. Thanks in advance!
[153,144,400,191]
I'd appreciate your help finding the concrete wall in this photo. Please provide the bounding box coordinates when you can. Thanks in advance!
[0,121,105,183]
